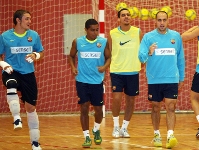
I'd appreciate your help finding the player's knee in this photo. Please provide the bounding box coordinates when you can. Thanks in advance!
[6,79,17,89]
[27,110,39,129]
[29,129,40,141]
[9,100,20,114]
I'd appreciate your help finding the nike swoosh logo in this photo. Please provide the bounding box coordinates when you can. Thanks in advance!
[119,40,131,46]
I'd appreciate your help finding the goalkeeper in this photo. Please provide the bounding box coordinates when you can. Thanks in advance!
[0,10,44,150]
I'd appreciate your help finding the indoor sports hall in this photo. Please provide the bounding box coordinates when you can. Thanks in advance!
[0,0,199,149]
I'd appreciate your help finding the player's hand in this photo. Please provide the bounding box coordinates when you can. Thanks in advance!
[25,53,36,63]
[72,68,78,76]
[149,42,158,56]
[97,66,105,73]
[4,66,13,74]
[0,61,13,74]
[178,81,184,92]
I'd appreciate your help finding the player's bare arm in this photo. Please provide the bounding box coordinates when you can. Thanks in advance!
[181,26,199,41]
[98,42,111,73]
[68,39,78,75]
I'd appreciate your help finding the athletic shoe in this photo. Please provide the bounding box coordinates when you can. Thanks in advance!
[13,119,22,130]
[93,129,102,145]
[119,128,130,138]
[152,133,162,147]
[32,141,42,150]
[166,134,178,149]
[112,126,120,138]
[196,128,199,139]
[82,136,92,148]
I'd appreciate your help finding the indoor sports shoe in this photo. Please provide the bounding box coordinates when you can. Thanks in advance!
[119,128,130,138]
[32,141,42,150]
[152,133,162,147]
[196,128,199,139]
[13,119,22,131]
[112,126,120,138]
[166,134,178,149]
[82,136,92,148]
[93,129,102,145]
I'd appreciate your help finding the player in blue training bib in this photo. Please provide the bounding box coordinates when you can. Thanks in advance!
[69,18,111,148]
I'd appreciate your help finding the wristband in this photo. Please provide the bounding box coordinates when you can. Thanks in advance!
[33,52,41,60]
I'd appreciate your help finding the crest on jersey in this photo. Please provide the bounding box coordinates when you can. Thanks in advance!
[27,37,32,42]
[96,42,101,48]
[170,39,175,44]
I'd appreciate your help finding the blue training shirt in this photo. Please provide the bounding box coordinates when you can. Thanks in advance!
[138,28,185,84]
[76,36,107,84]
[0,29,43,74]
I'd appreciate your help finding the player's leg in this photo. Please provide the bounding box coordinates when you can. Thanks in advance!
[2,72,22,130]
[110,73,123,138]
[190,72,199,138]
[164,83,178,149]
[91,82,103,145]
[120,74,139,138]
[148,84,162,147]
[20,72,42,150]
[76,81,92,148]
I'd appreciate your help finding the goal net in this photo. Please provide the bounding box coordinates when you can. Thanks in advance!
[0,0,198,114]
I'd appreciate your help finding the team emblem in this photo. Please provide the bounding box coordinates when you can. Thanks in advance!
[112,86,116,90]
[96,42,101,48]
[170,39,175,44]
[27,37,32,42]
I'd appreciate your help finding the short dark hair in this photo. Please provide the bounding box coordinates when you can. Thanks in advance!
[13,10,31,25]
[85,19,98,29]
[117,8,129,18]
[156,11,168,19]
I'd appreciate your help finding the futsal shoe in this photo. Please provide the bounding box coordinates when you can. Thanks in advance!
[166,134,178,149]
[152,133,162,147]
[112,126,120,138]
[32,141,42,150]
[13,119,22,131]
[119,128,130,138]
[93,129,102,145]
[196,128,199,139]
[82,136,92,148]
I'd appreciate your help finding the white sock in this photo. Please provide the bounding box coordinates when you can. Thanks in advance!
[83,130,90,138]
[121,120,129,129]
[113,116,119,127]
[196,115,199,122]
[167,130,174,139]
[154,130,161,137]
[93,122,101,132]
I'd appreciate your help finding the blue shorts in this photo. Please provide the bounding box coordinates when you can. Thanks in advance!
[110,73,139,96]
[76,81,103,106]
[148,83,178,102]
[191,72,199,93]
[2,71,38,106]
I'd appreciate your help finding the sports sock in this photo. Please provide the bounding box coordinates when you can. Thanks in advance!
[93,122,100,132]
[121,120,129,129]
[113,116,119,127]
[83,130,90,138]
[167,130,174,139]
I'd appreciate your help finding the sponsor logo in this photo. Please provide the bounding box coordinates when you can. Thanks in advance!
[119,40,131,46]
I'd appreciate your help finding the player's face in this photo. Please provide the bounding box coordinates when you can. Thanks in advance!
[18,13,31,30]
[156,12,168,34]
[118,10,131,25]
[85,24,99,40]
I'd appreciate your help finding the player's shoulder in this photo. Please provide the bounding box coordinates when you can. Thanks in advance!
[168,29,180,35]
[27,29,39,35]
[1,29,13,37]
